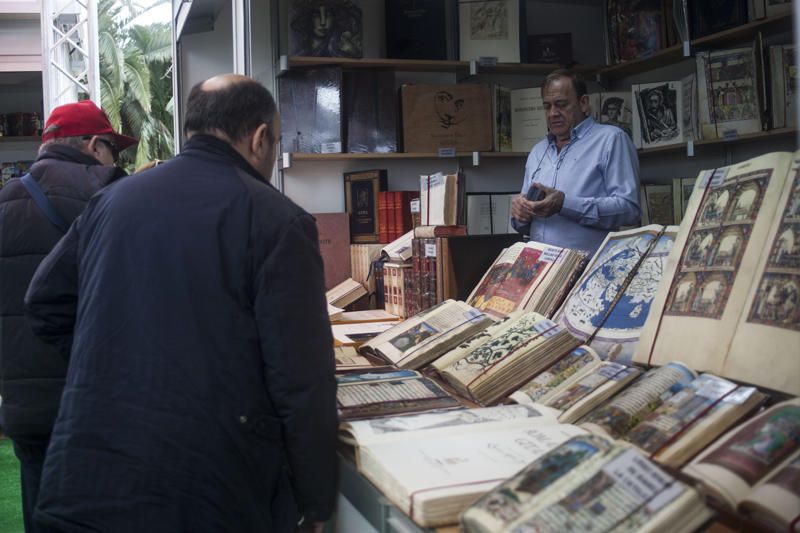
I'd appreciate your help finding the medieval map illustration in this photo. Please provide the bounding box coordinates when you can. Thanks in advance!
[558,229,675,361]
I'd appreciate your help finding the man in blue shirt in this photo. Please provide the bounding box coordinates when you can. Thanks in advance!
[511,70,641,254]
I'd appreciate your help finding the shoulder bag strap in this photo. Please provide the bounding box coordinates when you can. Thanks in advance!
[20,173,69,233]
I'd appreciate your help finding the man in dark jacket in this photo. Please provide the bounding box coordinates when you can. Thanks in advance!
[25,75,338,532]
[0,100,134,533]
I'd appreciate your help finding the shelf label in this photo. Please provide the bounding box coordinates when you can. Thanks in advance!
[438,147,456,158]
[478,56,498,66]
[722,130,739,141]
[472,151,480,166]
[424,243,437,257]
[682,41,690,57]
[281,152,291,168]
[410,199,420,214]
[686,140,694,157]
[321,142,342,154]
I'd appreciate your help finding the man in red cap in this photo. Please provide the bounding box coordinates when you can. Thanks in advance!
[0,99,136,533]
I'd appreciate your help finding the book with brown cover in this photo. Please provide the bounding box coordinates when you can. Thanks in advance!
[413,225,467,238]
[313,212,351,290]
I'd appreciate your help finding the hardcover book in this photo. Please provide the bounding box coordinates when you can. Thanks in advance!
[279,67,343,153]
[461,435,712,533]
[349,409,583,527]
[689,0,747,39]
[467,241,588,319]
[632,80,685,149]
[589,91,633,140]
[336,369,461,421]
[344,169,388,243]
[288,0,363,58]
[636,151,800,395]
[695,46,762,139]
[510,87,547,153]
[684,398,800,525]
[769,44,797,129]
[492,84,513,152]
[606,0,666,63]
[313,212,351,290]
[466,192,516,235]
[385,0,449,60]
[343,70,397,153]
[401,83,493,152]
[458,0,526,63]
[527,32,572,65]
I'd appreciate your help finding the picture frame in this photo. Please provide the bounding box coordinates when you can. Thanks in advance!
[458,0,526,63]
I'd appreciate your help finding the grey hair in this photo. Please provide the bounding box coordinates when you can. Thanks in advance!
[38,135,89,154]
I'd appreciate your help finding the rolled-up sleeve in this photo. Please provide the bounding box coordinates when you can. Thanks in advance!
[560,130,641,229]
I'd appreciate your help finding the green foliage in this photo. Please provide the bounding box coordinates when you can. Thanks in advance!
[98,0,174,172]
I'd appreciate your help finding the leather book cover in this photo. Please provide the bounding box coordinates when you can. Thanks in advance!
[313,212,352,290]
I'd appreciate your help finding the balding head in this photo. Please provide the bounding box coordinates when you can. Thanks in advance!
[184,74,277,144]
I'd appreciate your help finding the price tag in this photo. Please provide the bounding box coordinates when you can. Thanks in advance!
[686,140,694,157]
[438,147,456,158]
[424,243,437,257]
[410,199,420,214]
[478,56,498,66]
[540,246,562,263]
[320,142,342,154]
[281,152,291,168]
[682,41,690,57]
[722,129,739,140]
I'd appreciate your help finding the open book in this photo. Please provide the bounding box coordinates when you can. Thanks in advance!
[467,241,587,319]
[326,278,367,309]
[438,311,582,406]
[554,224,677,363]
[637,151,800,395]
[460,434,713,533]
[359,300,493,369]
[513,360,643,424]
[342,404,585,527]
[683,399,800,519]
[335,369,461,421]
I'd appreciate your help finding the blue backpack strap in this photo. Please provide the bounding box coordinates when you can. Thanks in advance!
[20,173,69,233]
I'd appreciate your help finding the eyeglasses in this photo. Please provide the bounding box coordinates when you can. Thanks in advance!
[84,136,119,162]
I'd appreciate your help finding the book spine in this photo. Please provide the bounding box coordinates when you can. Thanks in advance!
[374,260,385,309]
[378,191,390,244]
[412,238,422,317]
[403,266,413,319]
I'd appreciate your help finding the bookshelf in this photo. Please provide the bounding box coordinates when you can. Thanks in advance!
[597,12,793,80]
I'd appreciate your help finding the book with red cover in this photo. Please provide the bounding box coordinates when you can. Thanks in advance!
[378,191,390,244]
[394,191,420,241]
[413,225,468,238]
[313,212,351,290]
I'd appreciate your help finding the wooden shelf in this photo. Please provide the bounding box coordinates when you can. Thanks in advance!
[282,129,796,165]
[638,128,797,157]
[598,13,793,79]
[285,56,598,75]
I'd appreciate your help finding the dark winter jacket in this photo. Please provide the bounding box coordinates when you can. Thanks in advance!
[25,135,338,532]
[0,144,123,438]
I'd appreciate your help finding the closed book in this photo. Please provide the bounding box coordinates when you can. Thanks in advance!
[401,84,493,152]
[344,70,398,153]
[527,32,572,65]
[387,191,398,241]
[279,67,343,153]
[288,0,363,58]
[345,169,388,243]
[313,212,352,290]
[385,0,449,60]
[510,87,547,153]
[413,225,467,238]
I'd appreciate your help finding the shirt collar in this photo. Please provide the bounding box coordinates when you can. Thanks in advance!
[547,115,595,146]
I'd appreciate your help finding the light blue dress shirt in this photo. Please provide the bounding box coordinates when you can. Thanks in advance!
[512,116,641,254]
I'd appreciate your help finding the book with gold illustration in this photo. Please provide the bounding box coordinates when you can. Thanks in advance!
[460,434,712,533]
[636,151,800,395]
[683,398,800,529]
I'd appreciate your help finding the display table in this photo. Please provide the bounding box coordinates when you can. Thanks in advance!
[336,458,460,533]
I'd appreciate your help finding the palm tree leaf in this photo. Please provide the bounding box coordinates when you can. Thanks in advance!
[123,53,151,114]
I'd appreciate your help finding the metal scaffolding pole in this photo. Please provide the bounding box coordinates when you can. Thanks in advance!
[40,0,99,120]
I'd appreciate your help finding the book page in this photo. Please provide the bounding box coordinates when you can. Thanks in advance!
[467,241,563,319]
[430,311,522,372]
[340,404,559,448]
[683,399,800,508]
[359,423,585,525]
[381,230,414,262]
[739,456,800,530]
[544,362,643,424]
[331,321,398,345]
[511,345,601,406]
[624,374,762,467]
[724,154,800,395]
[361,300,492,368]
[555,225,676,362]
[506,447,693,533]
[580,362,696,439]
[636,152,794,379]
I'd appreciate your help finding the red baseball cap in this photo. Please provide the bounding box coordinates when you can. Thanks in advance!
[42,100,138,151]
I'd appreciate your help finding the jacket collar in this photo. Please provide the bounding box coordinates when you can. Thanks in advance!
[36,143,104,166]
[31,143,126,189]
[181,134,268,184]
